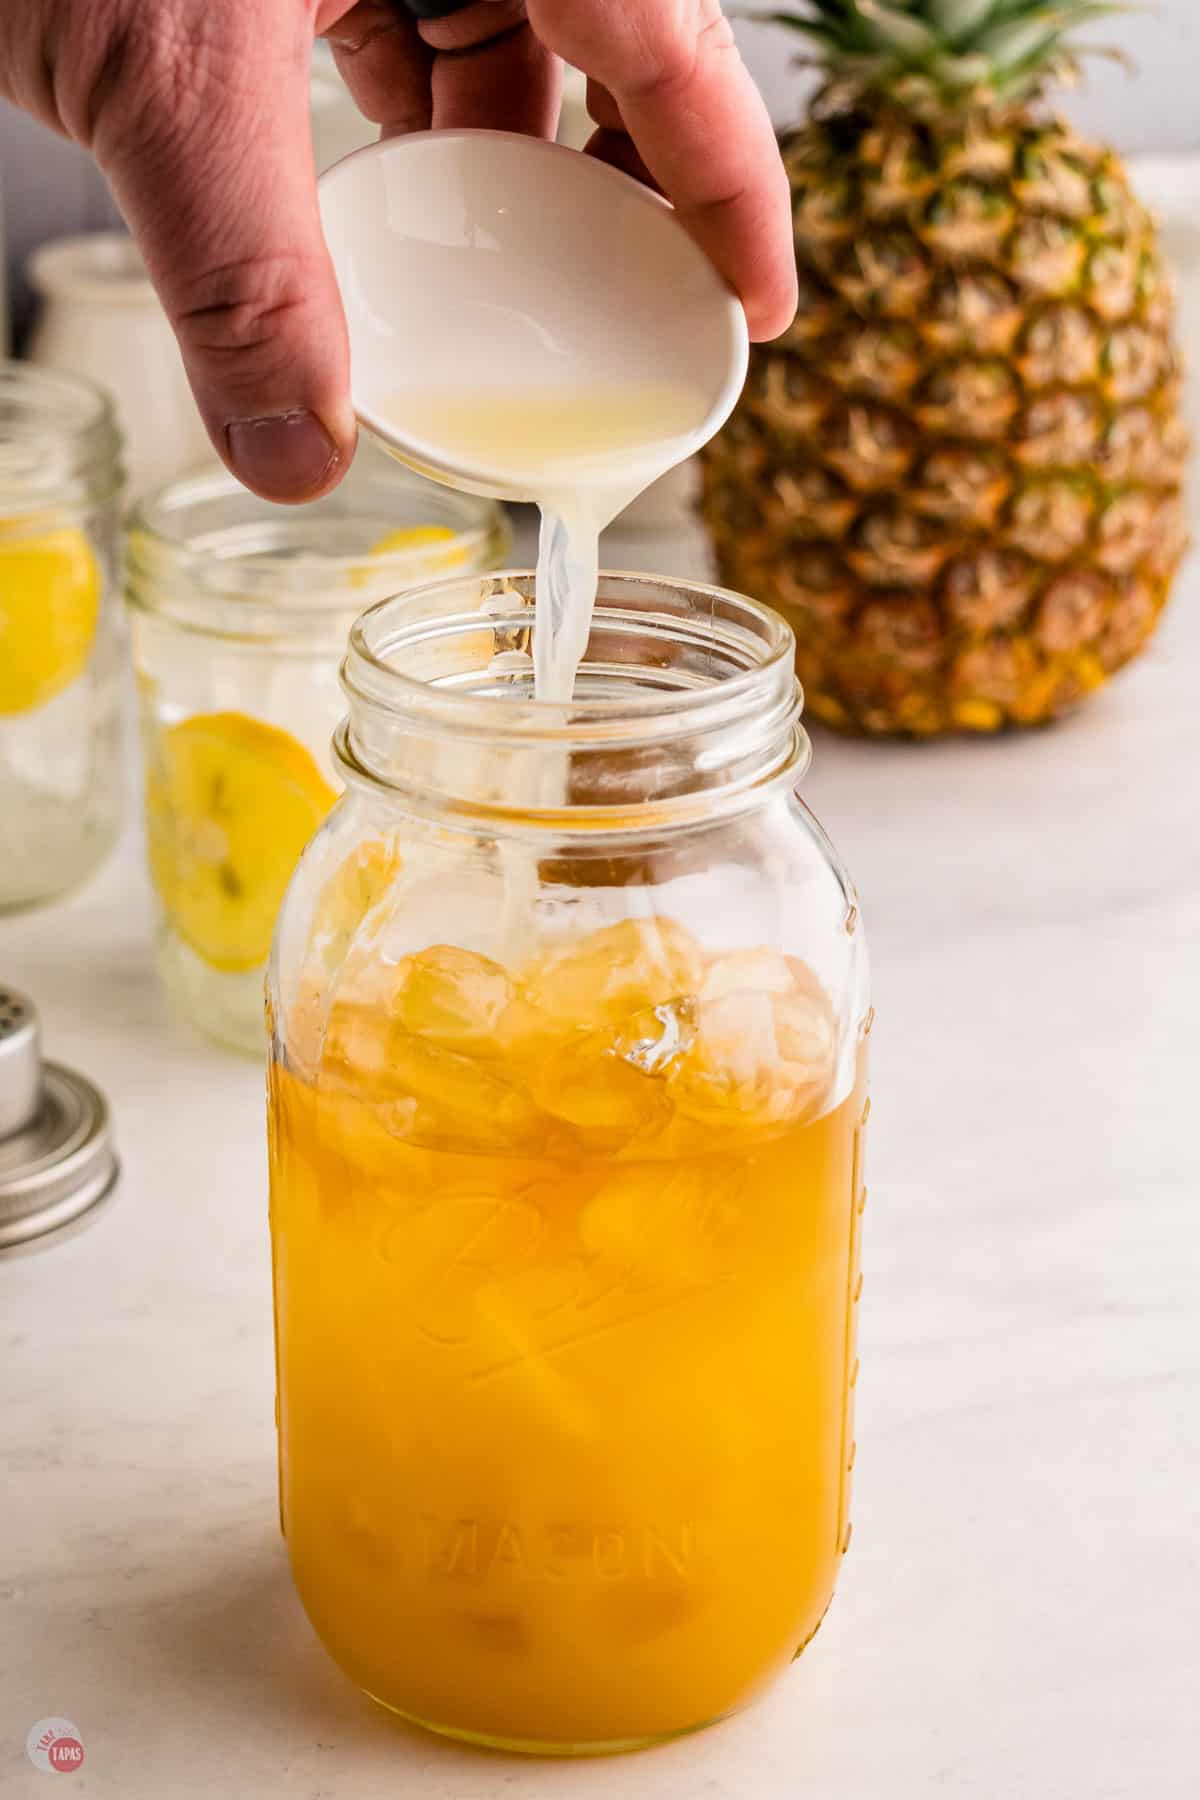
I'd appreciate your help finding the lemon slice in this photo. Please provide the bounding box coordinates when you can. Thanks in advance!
[146,711,336,974]
[0,523,101,715]
[353,524,468,587]
[370,525,460,557]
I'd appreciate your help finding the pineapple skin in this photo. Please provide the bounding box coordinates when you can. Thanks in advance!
[700,108,1191,737]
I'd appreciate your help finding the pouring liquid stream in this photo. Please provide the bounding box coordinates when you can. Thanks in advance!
[384,381,712,951]
[390,382,707,702]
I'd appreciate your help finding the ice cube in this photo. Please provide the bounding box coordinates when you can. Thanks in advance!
[521,917,705,1028]
[773,986,840,1077]
[486,649,535,683]
[611,997,697,1076]
[667,960,838,1130]
[275,1065,436,1214]
[321,1000,543,1153]
[311,838,403,968]
[529,1031,667,1146]
[492,991,558,1065]
[700,948,797,1001]
[389,944,515,1053]
[319,996,393,1086]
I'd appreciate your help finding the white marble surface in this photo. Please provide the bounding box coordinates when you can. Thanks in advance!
[4,498,1200,1799]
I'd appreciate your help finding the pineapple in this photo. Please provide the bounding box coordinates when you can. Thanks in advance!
[700,0,1190,735]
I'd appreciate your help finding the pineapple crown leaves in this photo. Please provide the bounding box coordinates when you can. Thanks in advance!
[752,0,1135,105]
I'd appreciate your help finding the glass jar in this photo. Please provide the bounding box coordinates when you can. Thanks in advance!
[267,571,871,1755]
[0,363,125,911]
[124,451,511,1053]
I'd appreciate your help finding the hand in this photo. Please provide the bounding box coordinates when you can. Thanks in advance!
[2,2,795,502]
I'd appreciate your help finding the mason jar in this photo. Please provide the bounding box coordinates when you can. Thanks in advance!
[124,451,510,1054]
[267,571,871,1754]
[0,363,125,911]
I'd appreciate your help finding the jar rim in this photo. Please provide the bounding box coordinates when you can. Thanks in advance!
[344,568,799,745]
[124,459,512,639]
[0,362,124,513]
[338,570,809,835]
[0,361,115,430]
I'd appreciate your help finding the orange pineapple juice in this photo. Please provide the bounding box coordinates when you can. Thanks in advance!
[268,918,867,1750]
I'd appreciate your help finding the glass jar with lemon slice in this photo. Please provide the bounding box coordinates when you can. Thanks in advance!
[0,363,125,911]
[124,450,510,1053]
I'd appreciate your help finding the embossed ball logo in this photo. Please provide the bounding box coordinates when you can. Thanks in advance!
[26,1719,85,1775]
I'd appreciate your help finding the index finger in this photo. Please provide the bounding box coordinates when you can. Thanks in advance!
[528,1,796,340]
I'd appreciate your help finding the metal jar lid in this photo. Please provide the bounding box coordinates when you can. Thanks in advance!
[0,985,118,1252]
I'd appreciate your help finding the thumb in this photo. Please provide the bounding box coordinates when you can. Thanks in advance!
[91,9,355,502]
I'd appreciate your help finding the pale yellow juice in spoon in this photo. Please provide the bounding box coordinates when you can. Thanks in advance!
[396,382,703,485]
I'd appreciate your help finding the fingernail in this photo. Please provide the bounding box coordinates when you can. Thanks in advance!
[225,409,339,500]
